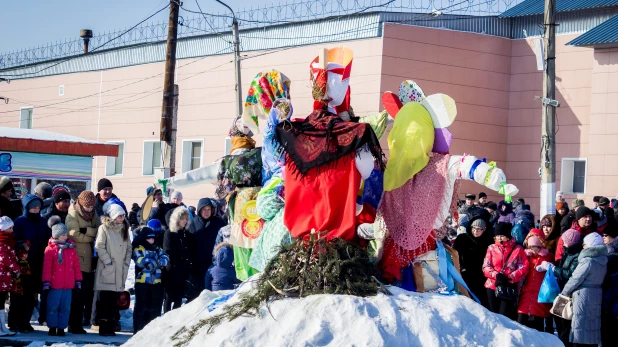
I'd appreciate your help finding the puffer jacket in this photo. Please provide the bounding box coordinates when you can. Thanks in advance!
[205,243,241,291]
[517,231,554,318]
[42,238,82,290]
[189,198,227,288]
[0,234,19,292]
[554,243,583,289]
[482,238,529,290]
[133,241,169,285]
[562,245,608,345]
[94,215,132,292]
[66,203,101,273]
[163,207,191,291]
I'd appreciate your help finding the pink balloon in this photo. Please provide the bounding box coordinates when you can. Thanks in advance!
[432,128,452,153]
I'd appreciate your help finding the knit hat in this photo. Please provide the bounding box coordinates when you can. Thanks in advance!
[97,178,113,192]
[146,186,155,196]
[171,191,183,200]
[576,206,595,221]
[583,232,604,247]
[494,222,512,238]
[53,190,71,204]
[77,191,96,208]
[139,227,156,239]
[604,224,618,238]
[478,192,487,199]
[146,219,163,234]
[108,204,125,220]
[561,229,581,248]
[34,182,53,199]
[487,202,498,211]
[0,216,14,231]
[0,177,14,194]
[527,234,543,248]
[48,215,68,239]
[465,194,476,200]
[471,219,487,229]
[556,202,566,211]
[599,197,610,207]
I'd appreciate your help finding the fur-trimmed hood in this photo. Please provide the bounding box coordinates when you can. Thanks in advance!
[169,206,190,233]
[101,215,129,233]
[579,245,609,265]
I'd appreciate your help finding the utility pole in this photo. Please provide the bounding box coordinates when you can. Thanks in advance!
[540,0,557,217]
[216,0,242,116]
[160,0,180,178]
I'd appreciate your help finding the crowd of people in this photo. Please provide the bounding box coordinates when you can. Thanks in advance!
[452,192,617,347]
[0,177,231,338]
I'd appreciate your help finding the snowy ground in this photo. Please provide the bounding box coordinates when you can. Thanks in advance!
[124,279,564,347]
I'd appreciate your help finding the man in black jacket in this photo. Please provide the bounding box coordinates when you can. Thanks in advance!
[188,198,227,296]
[41,190,70,223]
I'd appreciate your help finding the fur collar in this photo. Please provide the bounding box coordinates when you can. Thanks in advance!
[101,215,129,233]
[579,245,609,260]
[169,206,189,233]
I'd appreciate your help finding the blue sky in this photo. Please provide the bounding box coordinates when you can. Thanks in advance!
[0,0,276,53]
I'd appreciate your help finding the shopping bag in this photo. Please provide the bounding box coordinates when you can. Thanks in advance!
[538,266,560,303]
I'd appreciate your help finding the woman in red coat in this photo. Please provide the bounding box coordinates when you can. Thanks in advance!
[517,229,554,332]
[483,222,529,319]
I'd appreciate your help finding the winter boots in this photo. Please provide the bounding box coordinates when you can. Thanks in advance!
[0,311,16,336]
[98,319,116,337]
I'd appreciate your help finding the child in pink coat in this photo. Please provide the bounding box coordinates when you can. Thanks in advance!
[42,216,82,337]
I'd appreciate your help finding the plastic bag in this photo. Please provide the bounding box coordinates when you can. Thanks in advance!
[538,266,560,303]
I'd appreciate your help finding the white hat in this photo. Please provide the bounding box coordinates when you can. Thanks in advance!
[171,191,183,200]
[108,204,126,220]
[583,233,604,248]
[0,216,14,231]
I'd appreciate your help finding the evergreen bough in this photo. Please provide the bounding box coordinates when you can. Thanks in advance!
[171,234,380,346]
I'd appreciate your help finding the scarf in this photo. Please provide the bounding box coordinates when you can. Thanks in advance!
[229,136,256,155]
[52,240,75,264]
[275,109,386,176]
[0,232,16,248]
[75,201,95,222]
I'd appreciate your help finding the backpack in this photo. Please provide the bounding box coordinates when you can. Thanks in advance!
[511,223,529,246]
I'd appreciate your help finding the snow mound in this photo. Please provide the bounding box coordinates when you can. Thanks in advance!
[125,283,563,347]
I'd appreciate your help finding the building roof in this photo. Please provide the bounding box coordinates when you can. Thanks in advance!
[0,127,118,156]
[567,13,618,46]
[499,0,618,17]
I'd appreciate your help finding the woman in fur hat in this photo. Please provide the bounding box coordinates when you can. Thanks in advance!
[162,207,191,312]
[93,204,131,336]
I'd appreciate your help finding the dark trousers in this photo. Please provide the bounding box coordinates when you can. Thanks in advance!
[69,272,94,328]
[601,313,618,347]
[555,316,573,347]
[164,280,185,313]
[544,315,555,334]
[517,314,545,332]
[96,291,119,322]
[133,283,164,333]
[486,289,516,320]
[9,290,34,329]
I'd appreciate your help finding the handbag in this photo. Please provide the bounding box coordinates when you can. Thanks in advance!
[551,294,574,320]
[495,247,518,301]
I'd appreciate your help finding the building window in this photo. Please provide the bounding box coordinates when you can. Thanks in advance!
[20,107,33,129]
[181,140,203,173]
[105,141,124,176]
[561,158,587,194]
[143,141,162,176]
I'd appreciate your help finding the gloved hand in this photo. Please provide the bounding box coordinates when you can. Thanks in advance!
[42,281,51,291]
[146,262,156,272]
[75,281,82,290]
[496,273,510,286]
[535,261,554,272]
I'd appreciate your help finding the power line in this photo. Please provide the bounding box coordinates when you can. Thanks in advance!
[188,0,232,44]
[0,3,171,79]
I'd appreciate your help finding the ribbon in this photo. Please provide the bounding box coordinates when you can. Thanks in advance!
[436,240,455,292]
[499,182,512,203]
[483,161,496,186]
[459,153,468,178]
[469,158,486,181]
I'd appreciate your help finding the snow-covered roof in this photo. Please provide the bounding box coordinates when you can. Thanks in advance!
[0,127,101,144]
[0,127,118,157]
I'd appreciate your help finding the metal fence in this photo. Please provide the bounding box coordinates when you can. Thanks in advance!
[0,0,522,70]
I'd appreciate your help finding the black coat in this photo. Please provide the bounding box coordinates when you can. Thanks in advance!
[561,210,576,233]
[554,244,583,289]
[149,203,180,228]
[162,227,191,293]
[453,213,493,307]
[188,214,227,287]
[0,196,22,221]
[40,204,68,223]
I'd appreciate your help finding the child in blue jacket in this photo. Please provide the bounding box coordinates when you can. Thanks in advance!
[132,227,169,333]
[205,243,241,291]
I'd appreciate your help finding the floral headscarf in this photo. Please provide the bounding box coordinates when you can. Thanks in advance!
[242,70,290,135]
